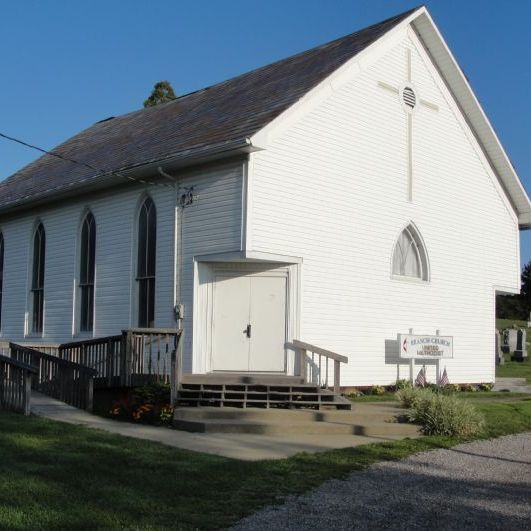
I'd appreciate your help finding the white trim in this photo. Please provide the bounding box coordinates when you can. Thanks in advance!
[194,250,303,264]
[192,260,300,375]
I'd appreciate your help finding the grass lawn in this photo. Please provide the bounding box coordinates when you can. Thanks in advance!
[496,360,531,384]
[495,318,528,330]
[1,396,530,529]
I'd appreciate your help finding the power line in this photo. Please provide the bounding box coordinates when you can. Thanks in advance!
[0,131,173,189]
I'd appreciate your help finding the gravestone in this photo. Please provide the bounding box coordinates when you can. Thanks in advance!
[527,312,531,328]
[511,328,528,362]
[501,329,517,354]
[495,329,504,365]
[506,328,518,353]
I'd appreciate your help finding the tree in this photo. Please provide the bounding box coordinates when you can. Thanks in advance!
[521,260,531,314]
[143,81,176,108]
[496,259,531,319]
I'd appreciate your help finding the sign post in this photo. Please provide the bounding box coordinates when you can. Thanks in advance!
[399,330,453,385]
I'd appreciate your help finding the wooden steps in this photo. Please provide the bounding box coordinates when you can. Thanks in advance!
[176,380,351,410]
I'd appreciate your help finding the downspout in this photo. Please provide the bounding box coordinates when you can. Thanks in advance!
[158,166,184,398]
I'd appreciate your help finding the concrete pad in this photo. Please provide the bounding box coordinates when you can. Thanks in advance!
[30,392,415,460]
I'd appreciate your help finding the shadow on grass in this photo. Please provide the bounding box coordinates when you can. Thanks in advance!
[0,398,529,529]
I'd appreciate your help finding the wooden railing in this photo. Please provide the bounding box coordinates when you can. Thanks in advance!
[290,340,348,395]
[10,343,97,411]
[59,335,122,386]
[0,354,37,415]
[58,328,183,395]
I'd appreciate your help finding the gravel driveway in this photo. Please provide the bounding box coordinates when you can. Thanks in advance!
[233,433,531,530]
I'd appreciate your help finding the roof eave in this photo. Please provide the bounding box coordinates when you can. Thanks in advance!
[0,138,259,217]
[411,9,531,226]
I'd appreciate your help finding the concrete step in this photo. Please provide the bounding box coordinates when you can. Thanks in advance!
[173,406,397,423]
[173,417,419,436]
[173,405,419,437]
[493,377,531,393]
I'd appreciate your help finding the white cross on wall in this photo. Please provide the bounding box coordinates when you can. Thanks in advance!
[378,48,438,202]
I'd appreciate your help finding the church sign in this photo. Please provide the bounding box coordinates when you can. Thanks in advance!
[399,334,453,359]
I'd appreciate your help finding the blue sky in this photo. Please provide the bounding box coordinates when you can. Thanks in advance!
[1,0,530,263]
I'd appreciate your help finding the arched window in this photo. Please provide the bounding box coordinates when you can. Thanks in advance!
[137,197,156,328]
[79,212,96,332]
[392,224,429,281]
[31,223,46,334]
[0,232,4,330]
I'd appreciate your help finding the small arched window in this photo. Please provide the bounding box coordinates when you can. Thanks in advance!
[0,232,4,331]
[31,223,46,334]
[79,212,96,332]
[392,224,429,281]
[137,197,156,328]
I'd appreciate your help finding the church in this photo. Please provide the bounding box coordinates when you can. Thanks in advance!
[0,6,528,388]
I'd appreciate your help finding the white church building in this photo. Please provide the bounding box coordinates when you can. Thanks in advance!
[0,6,529,387]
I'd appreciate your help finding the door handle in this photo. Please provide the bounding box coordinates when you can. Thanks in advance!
[243,324,251,338]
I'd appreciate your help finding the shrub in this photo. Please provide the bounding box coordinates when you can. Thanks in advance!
[371,385,386,395]
[405,389,485,437]
[395,386,430,408]
[108,382,174,426]
[395,379,412,390]
[478,383,493,392]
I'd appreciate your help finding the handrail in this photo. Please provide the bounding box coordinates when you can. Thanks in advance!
[11,343,98,375]
[60,334,122,349]
[0,354,37,415]
[0,353,38,373]
[289,340,348,395]
[291,340,349,364]
[10,343,96,411]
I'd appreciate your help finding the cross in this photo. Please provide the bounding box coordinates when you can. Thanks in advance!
[378,48,438,202]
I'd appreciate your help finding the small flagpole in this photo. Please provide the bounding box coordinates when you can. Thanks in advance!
[436,329,441,385]
[409,328,414,384]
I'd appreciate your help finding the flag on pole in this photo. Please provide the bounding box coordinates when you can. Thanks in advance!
[415,368,426,387]
[439,367,449,387]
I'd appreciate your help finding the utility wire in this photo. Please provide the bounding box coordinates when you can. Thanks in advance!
[0,131,173,188]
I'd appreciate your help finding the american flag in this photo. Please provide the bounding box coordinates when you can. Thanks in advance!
[439,367,450,386]
[415,368,427,387]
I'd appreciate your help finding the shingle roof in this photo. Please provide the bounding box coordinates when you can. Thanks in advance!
[0,7,418,211]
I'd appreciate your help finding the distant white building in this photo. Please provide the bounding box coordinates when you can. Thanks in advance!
[0,6,529,386]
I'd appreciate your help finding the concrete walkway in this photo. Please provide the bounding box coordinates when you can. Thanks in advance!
[233,432,531,530]
[493,377,531,393]
[30,392,411,460]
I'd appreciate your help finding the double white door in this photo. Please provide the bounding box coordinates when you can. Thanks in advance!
[212,273,287,372]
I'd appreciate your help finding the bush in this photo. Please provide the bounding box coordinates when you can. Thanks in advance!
[109,382,174,425]
[399,388,485,437]
[370,385,386,395]
[395,379,412,390]
[395,386,430,408]
[478,383,493,392]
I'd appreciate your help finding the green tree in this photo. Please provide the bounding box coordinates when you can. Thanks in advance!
[520,260,531,314]
[496,259,531,319]
[143,81,176,108]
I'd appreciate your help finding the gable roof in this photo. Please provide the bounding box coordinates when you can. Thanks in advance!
[0,7,416,213]
[1,5,530,227]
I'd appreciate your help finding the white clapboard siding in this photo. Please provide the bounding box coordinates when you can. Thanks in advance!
[0,160,244,353]
[177,161,245,371]
[249,29,519,385]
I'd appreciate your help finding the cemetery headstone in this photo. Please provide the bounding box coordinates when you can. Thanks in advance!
[508,329,518,353]
[527,312,531,328]
[495,329,504,365]
[511,328,528,362]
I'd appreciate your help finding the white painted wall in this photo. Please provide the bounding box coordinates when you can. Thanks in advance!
[0,160,244,362]
[248,27,520,385]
